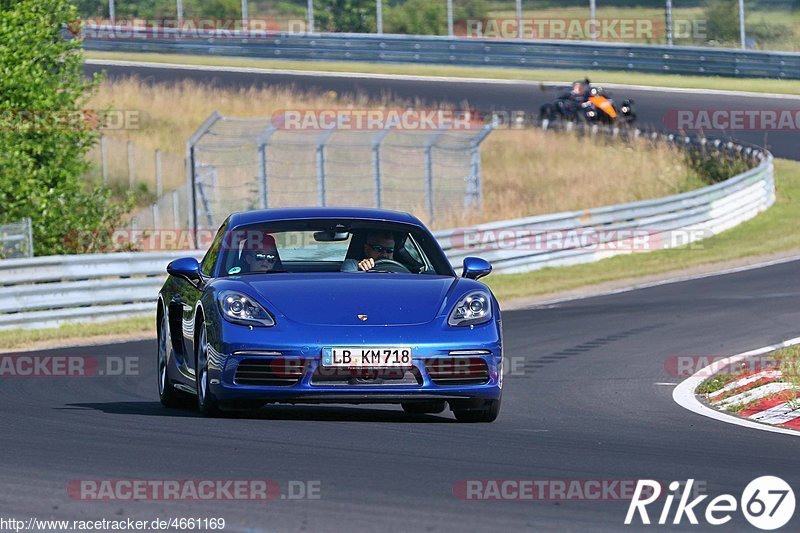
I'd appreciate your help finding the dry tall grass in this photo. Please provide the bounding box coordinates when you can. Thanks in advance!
[87,78,700,229]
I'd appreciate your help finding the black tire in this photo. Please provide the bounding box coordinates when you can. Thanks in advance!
[401,400,446,414]
[539,103,557,122]
[195,322,220,417]
[453,398,501,423]
[158,309,185,408]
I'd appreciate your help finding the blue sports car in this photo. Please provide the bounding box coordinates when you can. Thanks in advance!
[157,208,502,422]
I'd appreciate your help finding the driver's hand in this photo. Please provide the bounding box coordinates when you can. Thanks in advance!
[358,258,375,271]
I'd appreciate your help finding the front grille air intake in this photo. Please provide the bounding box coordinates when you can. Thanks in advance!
[425,357,490,386]
[234,358,304,386]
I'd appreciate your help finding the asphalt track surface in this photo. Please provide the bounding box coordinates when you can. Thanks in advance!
[1,64,796,531]
[85,62,800,160]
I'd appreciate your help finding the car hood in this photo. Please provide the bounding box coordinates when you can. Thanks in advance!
[245,273,458,326]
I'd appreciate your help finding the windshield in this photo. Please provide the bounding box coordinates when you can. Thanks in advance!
[215,220,452,277]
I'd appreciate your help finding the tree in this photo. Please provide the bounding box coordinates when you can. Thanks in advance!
[703,0,740,43]
[0,0,127,256]
[314,0,376,33]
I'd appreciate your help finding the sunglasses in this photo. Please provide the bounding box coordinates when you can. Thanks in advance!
[367,243,395,254]
[253,252,276,263]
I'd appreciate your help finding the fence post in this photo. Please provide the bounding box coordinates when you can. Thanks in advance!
[25,217,33,258]
[665,0,673,46]
[176,0,183,25]
[371,124,393,209]
[127,141,134,191]
[516,0,522,38]
[155,150,163,198]
[109,0,116,25]
[307,0,315,33]
[316,129,335,207]
[424,129,447,224]
[241,0,248,31]
[152,203,159,229]
[172,190,180,228]
[376,0,383,34]
[100,135,108,185]
[468,123,493,209]
[446,0,453,36]
[256,126,277,210]
[738,0,746,49]
[186,112,223,246]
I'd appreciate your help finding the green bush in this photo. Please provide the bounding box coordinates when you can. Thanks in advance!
[385,0,489,36]
[314,0,377,33]
[683,147,751,185]
[0,0,130,256]
[704,0,741,43]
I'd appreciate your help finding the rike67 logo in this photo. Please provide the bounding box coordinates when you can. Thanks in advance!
[625,477,795,530]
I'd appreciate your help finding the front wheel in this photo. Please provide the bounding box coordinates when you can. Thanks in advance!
[158,311,185,408]
[196,322,220,417]
[453,398,501,423]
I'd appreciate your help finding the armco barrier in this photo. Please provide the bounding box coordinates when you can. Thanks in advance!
[0,137,774,330]
[81,27,800,79]
[0,251,201,330]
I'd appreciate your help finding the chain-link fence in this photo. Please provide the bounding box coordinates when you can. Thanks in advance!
[75,0,799,51]
[171,112,493,234]
[85,136,184,199]
[0,218,33,259]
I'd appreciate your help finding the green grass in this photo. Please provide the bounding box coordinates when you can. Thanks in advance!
[85,51,800,96]
[697,373,737,395]
[774,345,800,388]
[485,158,800,301]
[0,316,152,351]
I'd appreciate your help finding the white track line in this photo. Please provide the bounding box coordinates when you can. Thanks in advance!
[673,337,800,437]
[85,59,800,100]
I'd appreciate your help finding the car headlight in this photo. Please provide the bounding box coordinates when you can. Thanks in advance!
[448,291,492,327]
[218,291,275,327]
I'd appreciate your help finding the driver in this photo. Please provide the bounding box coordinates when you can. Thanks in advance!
[341,231,396,272]
[240,234,280,273]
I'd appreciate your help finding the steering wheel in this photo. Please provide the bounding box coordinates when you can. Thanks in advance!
[370,259,411,273]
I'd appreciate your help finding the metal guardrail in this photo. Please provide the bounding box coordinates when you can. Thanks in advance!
[0,251,202,330]
[0,131,774,330]
[82,27,800,79]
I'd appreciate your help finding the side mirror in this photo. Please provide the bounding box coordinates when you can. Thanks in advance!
[167,257,201,282]
[462,257,492,280]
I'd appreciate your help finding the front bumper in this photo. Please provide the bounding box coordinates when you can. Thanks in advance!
[209,350,502,405]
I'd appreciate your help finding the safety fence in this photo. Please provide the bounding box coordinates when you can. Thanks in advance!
[82,26,800,79]
[0,128,774,329]
[127,111,493,233]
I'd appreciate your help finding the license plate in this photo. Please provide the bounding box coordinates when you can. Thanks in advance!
[322,347,412,368]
